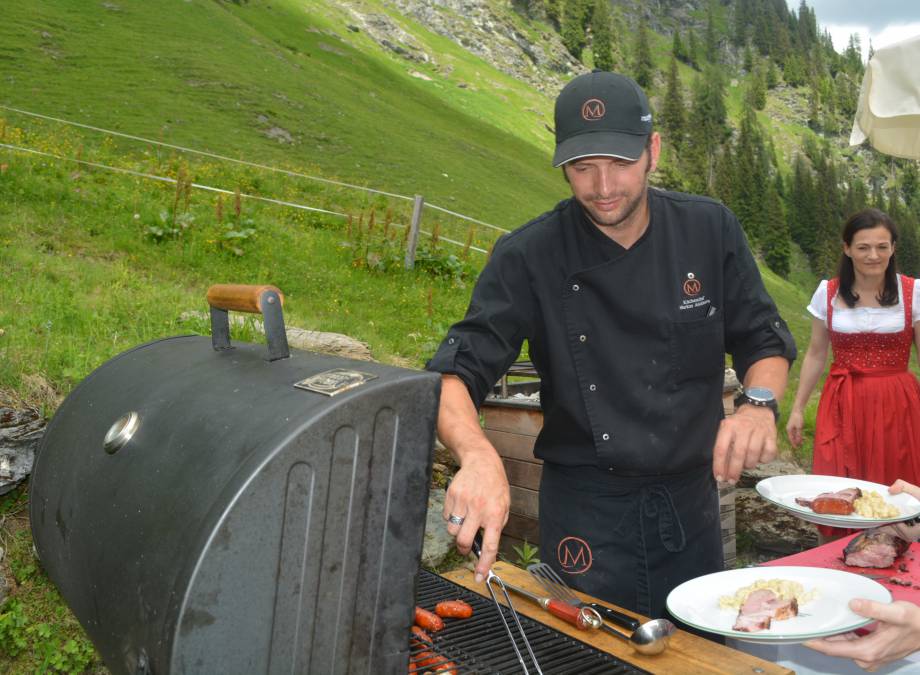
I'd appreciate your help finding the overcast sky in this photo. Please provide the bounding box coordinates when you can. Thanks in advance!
[786,0,920,57]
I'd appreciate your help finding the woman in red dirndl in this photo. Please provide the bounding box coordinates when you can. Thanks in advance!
[787,208,920,541]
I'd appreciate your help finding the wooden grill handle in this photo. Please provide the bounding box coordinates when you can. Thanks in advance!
[206,284,284,313]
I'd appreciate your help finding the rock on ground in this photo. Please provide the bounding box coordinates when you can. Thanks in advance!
[736,459,819,556]
[342,0,583,95]
[0,407,45,496]
[421,487,456,568]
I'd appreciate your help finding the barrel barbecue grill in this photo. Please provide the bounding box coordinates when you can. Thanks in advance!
[30,284,658,674]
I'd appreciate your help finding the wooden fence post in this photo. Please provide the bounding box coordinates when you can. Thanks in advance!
[404,194,424,270]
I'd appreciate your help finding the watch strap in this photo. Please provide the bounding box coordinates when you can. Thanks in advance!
[733,391,780,422]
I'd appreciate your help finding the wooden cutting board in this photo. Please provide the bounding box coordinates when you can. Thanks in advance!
[441,562,792,675]
[762,535,920,604]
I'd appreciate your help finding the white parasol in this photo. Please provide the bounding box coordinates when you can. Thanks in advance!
[850,34,920,160]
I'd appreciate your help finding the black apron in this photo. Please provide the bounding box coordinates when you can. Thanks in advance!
[538,462,723,626]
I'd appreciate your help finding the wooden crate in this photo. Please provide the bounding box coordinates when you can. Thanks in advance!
[483,371,740,568]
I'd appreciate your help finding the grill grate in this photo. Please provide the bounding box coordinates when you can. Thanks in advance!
[410,569,651,674]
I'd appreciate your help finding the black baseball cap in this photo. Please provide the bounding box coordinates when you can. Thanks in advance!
[553,70,653,167]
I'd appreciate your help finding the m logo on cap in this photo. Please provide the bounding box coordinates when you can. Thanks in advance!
[581,98,606,121]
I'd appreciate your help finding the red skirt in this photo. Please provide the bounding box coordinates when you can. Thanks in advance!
[812,365,920,538]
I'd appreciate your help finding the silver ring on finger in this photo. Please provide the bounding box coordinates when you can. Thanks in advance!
[447,513,465,526]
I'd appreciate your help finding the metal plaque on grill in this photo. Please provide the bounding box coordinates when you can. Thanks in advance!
[294,368,378,396]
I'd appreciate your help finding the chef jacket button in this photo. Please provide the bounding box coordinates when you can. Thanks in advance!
[774,321,781,328]
[579,334,586,342]
[448,338,455,344]
[602,433,610,440]
[572,283,580,291]
[589,384,596,391]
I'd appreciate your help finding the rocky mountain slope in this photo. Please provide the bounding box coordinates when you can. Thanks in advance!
[342,0,585,95]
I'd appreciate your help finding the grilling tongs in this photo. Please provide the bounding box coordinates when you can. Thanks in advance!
[472,533,603,674]
[471,533,543,674]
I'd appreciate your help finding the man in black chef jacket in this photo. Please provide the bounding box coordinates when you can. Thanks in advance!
[427,70,797,623]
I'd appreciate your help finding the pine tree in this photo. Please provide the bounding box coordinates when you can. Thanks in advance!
[797,0,817,48]
[704,0,719,63]
[633,14,654,88]
[732,107,769,245]
[683,67,729,193]
[872,181,887,210]
[901,162,919,208]
[687,28,701,70]
[844,33,862,74]
[745,63,767,110]
[743,45,754,73]
[763,173,791,277]
[713,144,735,205]
[591,0,614,71]
[767,9,792,65]
[765,59,779,89]
[751,1,773,57]
[807,82,821,130]
[562,1,588,60]
[901,204,920,277]
[889,189,920,276]
[672,30,686,63]
[544,0,563,27]
[899,219,920,278]
[843,178,868,219]
[788,153,818,265]
[812,145,844,277]
[661,55,685,149]
[733,0,752,47]
[784,53,806,87]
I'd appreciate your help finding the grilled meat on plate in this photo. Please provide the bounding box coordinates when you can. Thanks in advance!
[732,589,799,633]
[795,487,862,515]
[844,527,910,568]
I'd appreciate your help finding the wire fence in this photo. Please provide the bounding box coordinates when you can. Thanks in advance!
[0,104,510,260]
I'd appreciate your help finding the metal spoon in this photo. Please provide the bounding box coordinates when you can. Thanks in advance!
[600,617,676,655]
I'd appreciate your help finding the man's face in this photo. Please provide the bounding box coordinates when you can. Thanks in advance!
[563,133,660,230]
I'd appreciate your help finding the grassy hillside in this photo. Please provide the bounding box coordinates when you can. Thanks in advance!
[0,0,568,229]
[0,1,844,672]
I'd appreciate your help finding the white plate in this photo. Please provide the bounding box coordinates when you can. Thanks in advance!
[755,474,920,528]
[666,566,891,644]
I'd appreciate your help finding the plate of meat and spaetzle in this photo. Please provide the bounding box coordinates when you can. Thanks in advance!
[755,475,920,528]
[666,566,891,644]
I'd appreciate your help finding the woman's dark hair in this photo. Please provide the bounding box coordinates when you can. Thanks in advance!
[837,208,899,308]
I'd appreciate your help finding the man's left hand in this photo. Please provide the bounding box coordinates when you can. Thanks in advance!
[712,405,777,483]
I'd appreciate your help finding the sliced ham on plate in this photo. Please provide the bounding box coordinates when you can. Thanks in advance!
[732,589,799,633]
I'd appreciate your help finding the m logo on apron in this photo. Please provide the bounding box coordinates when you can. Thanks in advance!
[557,536,593,574]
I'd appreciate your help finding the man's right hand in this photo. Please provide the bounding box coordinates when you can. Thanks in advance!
[436,375,511,581]
[443,446,510,581]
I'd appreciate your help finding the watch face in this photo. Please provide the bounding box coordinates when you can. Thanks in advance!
[745,387,775,402]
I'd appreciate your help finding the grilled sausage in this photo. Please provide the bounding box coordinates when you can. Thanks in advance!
[435,600,473,619]
[433,662,458,672]
[414,606,445,632]
[410,625,432,644]
[413,649,441,668]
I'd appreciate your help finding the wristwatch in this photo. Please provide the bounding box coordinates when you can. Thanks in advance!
[733,386,780,422]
